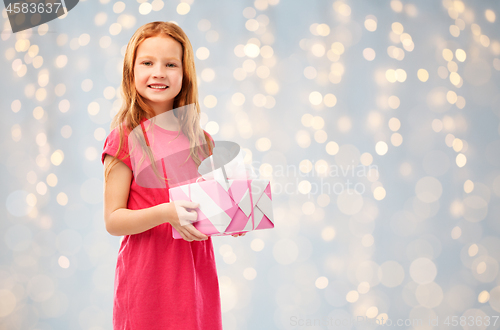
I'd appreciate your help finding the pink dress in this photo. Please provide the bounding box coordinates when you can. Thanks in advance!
[101,118,223,330]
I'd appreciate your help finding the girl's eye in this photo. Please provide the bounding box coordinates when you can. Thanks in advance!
[167,63,176,67]
[143,61,152,66]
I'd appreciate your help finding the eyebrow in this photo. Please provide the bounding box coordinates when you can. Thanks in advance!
[136,56,181,61]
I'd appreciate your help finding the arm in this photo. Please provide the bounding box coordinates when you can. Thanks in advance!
[103,154,208,241]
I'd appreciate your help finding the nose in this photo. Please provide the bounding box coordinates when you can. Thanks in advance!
[152,64,166,78]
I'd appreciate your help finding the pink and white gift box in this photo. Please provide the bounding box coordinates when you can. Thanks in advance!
[169,177,274,239]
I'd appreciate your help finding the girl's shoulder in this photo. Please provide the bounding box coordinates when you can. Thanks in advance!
[202,129,215,144]
[101,122,134,169]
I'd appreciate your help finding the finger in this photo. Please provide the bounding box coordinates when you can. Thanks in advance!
[180,232,193,242]
[185,225,208,240]
[179,228,195,242]
[186,210,198,221]
[178,200,199,209]
[179,218,192,227]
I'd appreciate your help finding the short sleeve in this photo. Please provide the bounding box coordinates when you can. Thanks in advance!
[101,126,133,170]
[203,130,215,153]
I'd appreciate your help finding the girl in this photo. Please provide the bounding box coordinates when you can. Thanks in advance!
[101,21,244,330]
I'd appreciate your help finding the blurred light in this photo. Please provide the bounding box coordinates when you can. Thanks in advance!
[478,290,490,303]
[299,159,313,173]
[375,141,388,155]
[361,234,374,247]
[346,290,359,303]
[196,47,210,60]
[392,22,404,34]
[311,116,324,129]
[201,68,215,82]
[139,2,152,15]
[415,176,442,203]
[456,153,467,167]
[388,95,400,108]
[456,49,466,62]
[338,116,352,133]
[295,130,311,148]
[388,117,401,131]
[443,49,453,61]
[47,173,58,187]
[366,306,378,318]
[11,124,22,142]
[243,268,257,280]
[61,125,72,138]
[314,130,328,143]
[81,79,93,92]
[0,290,16,317]
[59,100,70,113]
[203,95,217,108]
[315,276,329,289]
[51,150,64,166]
[391,0,403,12]
[97,14,111,26]
[321,226,337,242]
[451,226,462,239]
[85,147,98,161]
[309,91,323,105]
[357,282,370,295]
[326,141,339,155]
[113,1,125,13]
[256,138,271,152]
[250,239,264,252]
[324,93,337,107]
[205,121,219,135]
[410,258,437,284]
[58,256,70,268]
[364,16,377,31]
[464,180,474,193]
[264,80,279,95]
[311,43,325,57]
[36,182,47,195]
[363,48,376,61]
[374,186,386,200]
[244,44,259,58]
[243,7,256,19]
[485,9,496,22]
[298,180,312,194]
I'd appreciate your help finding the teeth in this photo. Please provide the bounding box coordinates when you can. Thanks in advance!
[149,85,167,89]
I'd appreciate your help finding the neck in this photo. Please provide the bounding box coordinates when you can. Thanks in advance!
[149,108,180,131]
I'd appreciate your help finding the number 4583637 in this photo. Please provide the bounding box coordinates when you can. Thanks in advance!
[5,2,62,14]
[443,315,498,327]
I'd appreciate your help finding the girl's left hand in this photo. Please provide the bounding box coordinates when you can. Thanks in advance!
[232,233,246,237]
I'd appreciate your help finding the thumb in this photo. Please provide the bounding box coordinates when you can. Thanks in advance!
[186,201,199,209]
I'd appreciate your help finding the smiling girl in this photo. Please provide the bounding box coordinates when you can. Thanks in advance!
[101,21,242,330]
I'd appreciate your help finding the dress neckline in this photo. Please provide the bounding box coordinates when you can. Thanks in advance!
[140,116,180,134]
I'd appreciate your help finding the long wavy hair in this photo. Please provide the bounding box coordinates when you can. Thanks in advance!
[104,21,213,183]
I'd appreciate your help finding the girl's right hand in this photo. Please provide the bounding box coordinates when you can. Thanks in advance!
[166,201,208,242]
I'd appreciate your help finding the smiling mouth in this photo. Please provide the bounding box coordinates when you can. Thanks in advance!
[148,85,168,89]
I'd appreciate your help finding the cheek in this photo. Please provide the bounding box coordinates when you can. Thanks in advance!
[172,71,183,85]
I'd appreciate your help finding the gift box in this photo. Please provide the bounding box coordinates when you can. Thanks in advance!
[169,143,275,238]
[169,178,274,238]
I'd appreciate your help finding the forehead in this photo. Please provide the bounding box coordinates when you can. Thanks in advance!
[136,35,183,59]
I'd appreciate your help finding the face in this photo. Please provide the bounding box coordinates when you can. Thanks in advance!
[134,35,183,115]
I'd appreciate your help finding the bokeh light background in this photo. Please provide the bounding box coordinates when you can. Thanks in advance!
[1,0,500,329]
